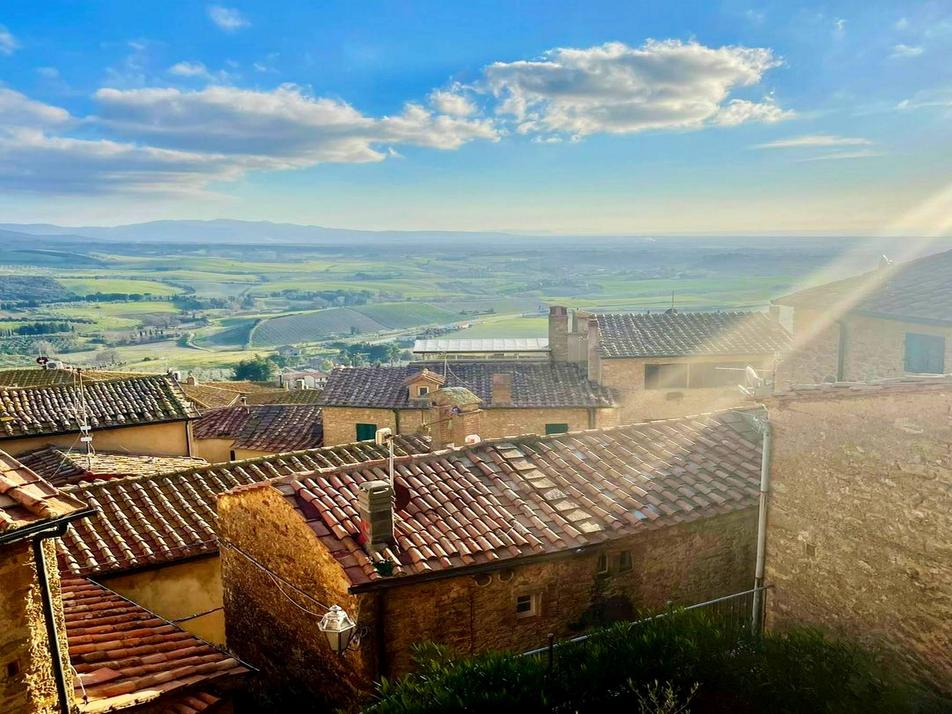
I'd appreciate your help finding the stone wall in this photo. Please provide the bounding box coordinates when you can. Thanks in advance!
[376,509,756,674]
[599,355,772,422]
[219,478,756,709]
[0,539,73,714]
[764,386,952,692]
[321,405,617,446]
[219,484,374,712]
[778,309,952,387]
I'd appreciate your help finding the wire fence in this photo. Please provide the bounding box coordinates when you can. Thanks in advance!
[521,586,771,661]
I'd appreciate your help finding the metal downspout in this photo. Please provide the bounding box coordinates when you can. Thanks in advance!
[752,417,773,633]
[33,525,73,714]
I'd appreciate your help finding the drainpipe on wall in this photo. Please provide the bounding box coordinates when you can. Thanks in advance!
[33,524,75,714]
[751,413,773,633]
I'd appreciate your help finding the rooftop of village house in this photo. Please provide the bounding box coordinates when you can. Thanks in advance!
[317,361,617,409]
[62,575,248,714]
[766,373,952,402]
[193,403,324,452]
[56,434,431,577]
[17,446,208,487]
[0,374,198,441]
[773,248,952,325]
[231,410,763,589]
[594,310,791,359]
[0,367,143,388]
[0,449,91,538]
[413,337,551,353]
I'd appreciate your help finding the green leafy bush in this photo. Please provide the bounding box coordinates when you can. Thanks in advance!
[367,611,944,714]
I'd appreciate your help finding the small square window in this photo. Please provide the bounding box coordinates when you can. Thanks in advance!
[596,553,609,574]
[515,593,540,618]
[616,551,632,572]
[418,386,429,396]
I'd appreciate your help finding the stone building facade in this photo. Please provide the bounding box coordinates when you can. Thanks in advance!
[218,411,764,710]
[774,248,952,386]
[763,378,952,693]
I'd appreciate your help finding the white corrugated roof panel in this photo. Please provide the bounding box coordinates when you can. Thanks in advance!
[413,338,550,353]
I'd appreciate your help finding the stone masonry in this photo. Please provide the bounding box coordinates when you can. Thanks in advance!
[764,382,952,692]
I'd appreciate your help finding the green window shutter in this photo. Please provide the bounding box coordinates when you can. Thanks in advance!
[355,423,378,441]
[905,333,946,374]
[545,423,569,435]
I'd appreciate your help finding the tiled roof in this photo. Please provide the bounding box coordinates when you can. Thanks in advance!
[0,375,199,441]
[414,338,550,353]
[203,381,278,394]
[193,404,323,452]
[0,450,90,537]
[181,383,240,410]
[244,389,324,405]
[596,311,790,358]
[267,410,763,588]
[317,362,617,409]
[62,576,247,714]
[773,248,952,325]
[0,368,141,388]
[18,446,208,487]
[57,435,431,577]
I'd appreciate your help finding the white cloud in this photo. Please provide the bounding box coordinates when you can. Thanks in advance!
[895,17,909,31]
[797,149,883,161]
[94,84,497,161]
[169,61,212,78]
[0,25,17,55]
[897,88,952,110]
[0,88,71,127]
[36,66,60,79]
[890,44,924,59]
[208,6,249,32]
[482,40,789,138]
[754,134,873,149]
[834,18,847,33]
[429,88,477,117]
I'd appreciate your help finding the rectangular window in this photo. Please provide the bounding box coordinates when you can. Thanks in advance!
[688,362,753,389]
[515,593,540,618]
[644,363,688,390]
[418,386,429,396]
[905,333,945,374]
[545,423,570,435]
[596,553,609,575]
[616,551,632,572]
[355,423,378,441]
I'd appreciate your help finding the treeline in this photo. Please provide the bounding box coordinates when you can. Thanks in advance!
[272,288,373,306]
[328,341,404,365]
[0,321,73,336]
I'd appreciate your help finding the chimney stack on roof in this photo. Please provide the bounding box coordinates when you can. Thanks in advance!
[491,373,513,406]
[428,387,482,450]
[357,480,395,553]
[548,305,569,363]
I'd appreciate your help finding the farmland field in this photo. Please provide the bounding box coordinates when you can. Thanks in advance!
[1,227,939,373]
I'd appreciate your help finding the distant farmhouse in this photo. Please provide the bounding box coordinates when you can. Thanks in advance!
[774,248,952,385]
[218,410,763,710]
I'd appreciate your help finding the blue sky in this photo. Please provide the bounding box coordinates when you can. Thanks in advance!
[0,1,949,234]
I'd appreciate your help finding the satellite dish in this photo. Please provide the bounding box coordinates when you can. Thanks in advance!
[394,482,411,511]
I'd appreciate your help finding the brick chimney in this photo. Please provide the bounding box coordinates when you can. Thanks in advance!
[587,316,601,383]
[357,480,394,553]
[548,306,569,362]
[428,387,482,450]
[491,373,512,406]
[570,311,592,364]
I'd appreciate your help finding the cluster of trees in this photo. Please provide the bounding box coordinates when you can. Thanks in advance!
[273,288,373,306]
[0,321,73,336]
[330,341,402,366]
[231,355,277,382]
[81,292,165,302]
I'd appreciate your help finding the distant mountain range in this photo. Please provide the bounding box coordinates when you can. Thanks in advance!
[0,219,535,245]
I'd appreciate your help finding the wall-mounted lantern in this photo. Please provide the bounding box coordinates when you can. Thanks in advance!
[318,605,357,655]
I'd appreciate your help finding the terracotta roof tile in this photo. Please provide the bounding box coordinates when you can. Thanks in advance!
[0,368,142,388]
[244,389,324,405]
[770,374,952,401]
[193,404,323,452]
[0,375,198,441]
[774,248,952,325]
[0,450,89,537]
[273,410,763,588]
[318,361,616,409]
[57,435,431,577]
[180,384,240,410]
[62,576,247,713]
[597,311,790,358]
[18,446,208,487]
